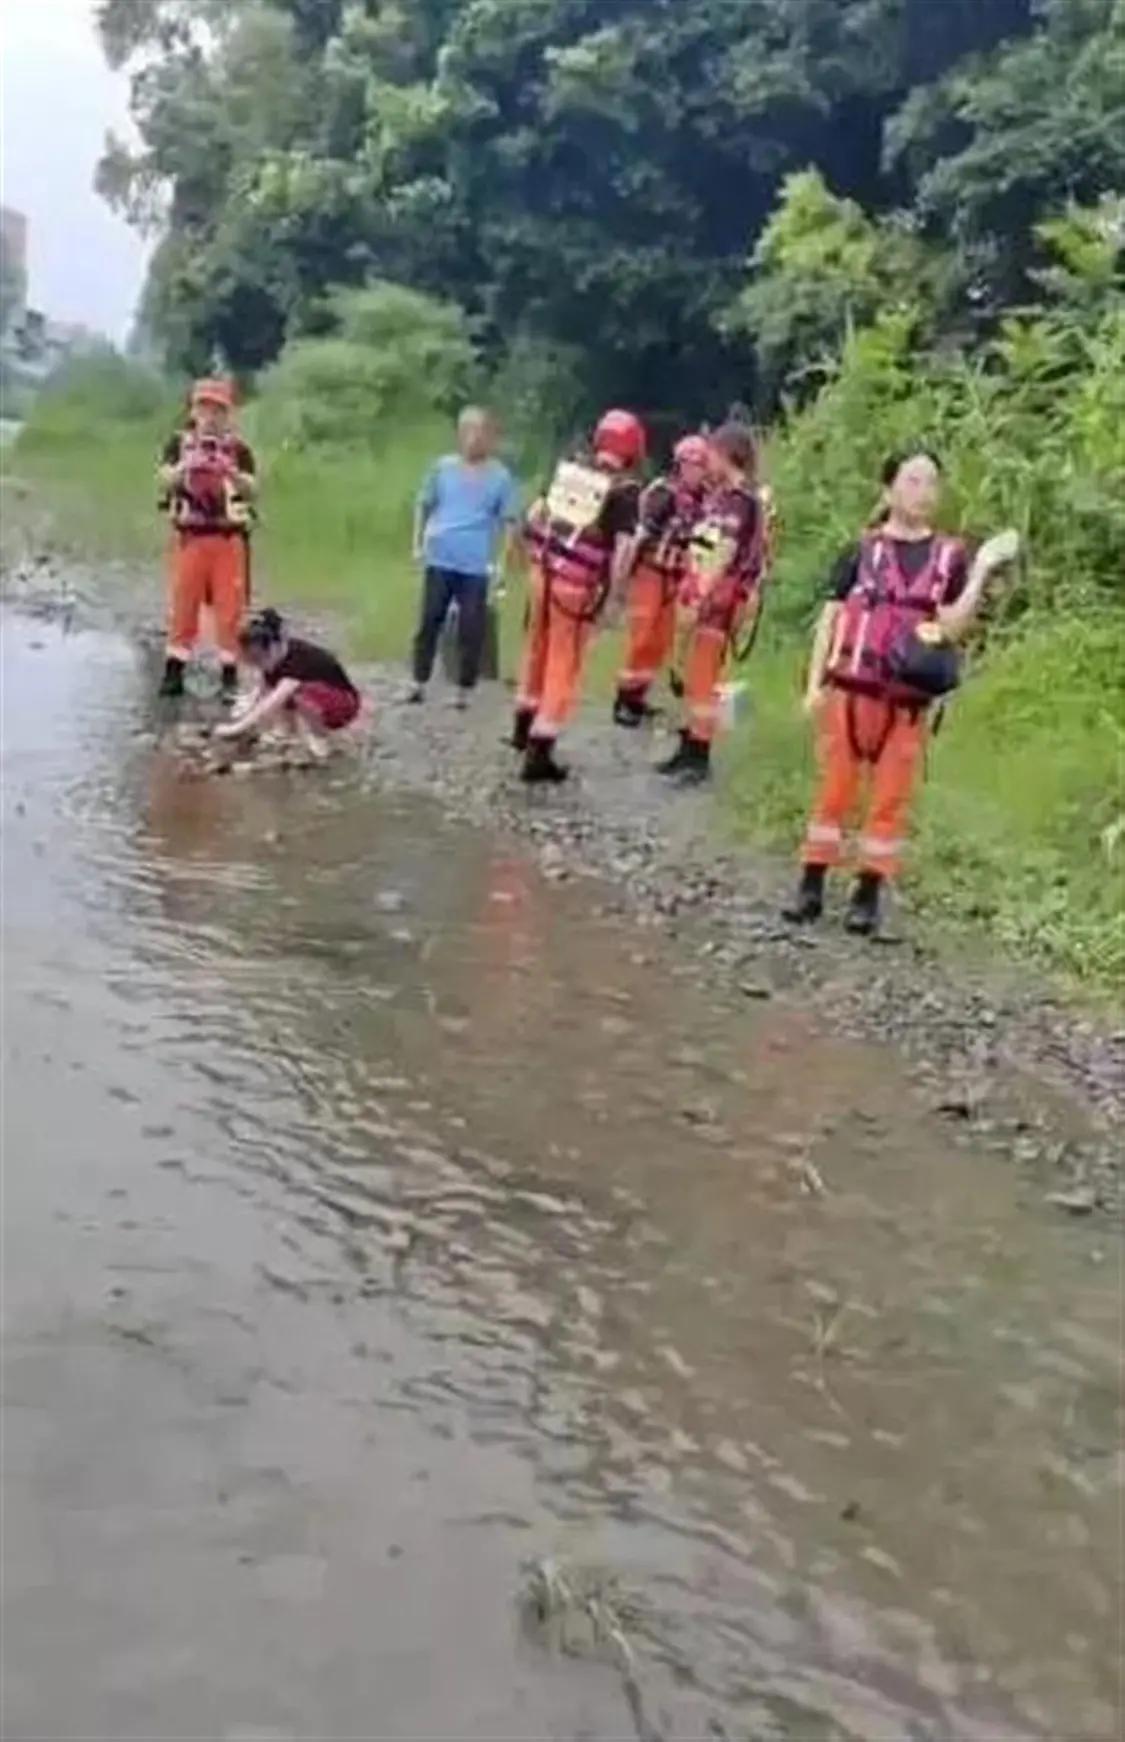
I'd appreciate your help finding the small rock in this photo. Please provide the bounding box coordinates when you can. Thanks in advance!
[1045,1189,1096,1215]
[738,980,772,1000]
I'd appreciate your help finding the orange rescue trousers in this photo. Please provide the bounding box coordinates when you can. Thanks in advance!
[802,689,928,880]
[167,532,248,663]
[616,563,676,702]
[516,566,596,742]
[679,616,732,745]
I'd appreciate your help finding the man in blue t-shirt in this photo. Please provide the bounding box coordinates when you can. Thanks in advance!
[409,408,520,705]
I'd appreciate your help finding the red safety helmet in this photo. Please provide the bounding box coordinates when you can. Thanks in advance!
[673,434,709,470]
[592,408,646,468]
[191,376,235,409]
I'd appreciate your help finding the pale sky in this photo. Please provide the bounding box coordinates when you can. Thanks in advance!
[1,0,149,341]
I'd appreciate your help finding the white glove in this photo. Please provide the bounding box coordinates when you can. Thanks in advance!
[977,528,1021,571]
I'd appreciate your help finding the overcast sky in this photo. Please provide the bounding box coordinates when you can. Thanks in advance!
[1,0,148,341]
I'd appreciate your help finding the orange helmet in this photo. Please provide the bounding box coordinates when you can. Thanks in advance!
[592,408,646,468]
[673,434,709,470]
[191,377,234,409]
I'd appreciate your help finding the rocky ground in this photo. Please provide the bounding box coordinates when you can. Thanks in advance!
[3,538,1122,1219]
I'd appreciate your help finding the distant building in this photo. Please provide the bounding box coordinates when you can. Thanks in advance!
[2,205,29,337]
[1,210,101,393]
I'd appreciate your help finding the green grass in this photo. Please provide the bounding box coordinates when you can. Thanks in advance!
[723,616,1125,987]
[11,367,1124,995]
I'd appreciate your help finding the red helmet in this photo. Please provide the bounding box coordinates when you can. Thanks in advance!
[593,408,646,467]
[673,434,709,470]
[191,376,235,409]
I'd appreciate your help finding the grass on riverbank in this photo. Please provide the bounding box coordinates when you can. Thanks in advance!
[9,363,1124,993]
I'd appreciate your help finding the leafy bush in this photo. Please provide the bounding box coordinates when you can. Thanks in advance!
[765,294,1125,633]
[722,170,938,403]
[254,282,477,448]
[18,352,172,446]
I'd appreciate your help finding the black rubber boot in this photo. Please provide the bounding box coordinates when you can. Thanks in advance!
[844,870,883,936]
[158,656,185,699]
[783,863,827,925]
[220,663,239,706]
[612,690,647,728]
[510,707,534,751]
[520,738,569,784]
[675,736,712,785]
[656,731,691,776]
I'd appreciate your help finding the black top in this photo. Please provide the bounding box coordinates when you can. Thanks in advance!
[265,637,356,694]
[638,478,676,535]
[595,476,641,543]
[829,535,968,603]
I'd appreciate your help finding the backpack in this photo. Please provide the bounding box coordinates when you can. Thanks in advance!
[529,457,618,611]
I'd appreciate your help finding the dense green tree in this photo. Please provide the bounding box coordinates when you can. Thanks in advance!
[102,0,1102,398]
[885,0,1125,308]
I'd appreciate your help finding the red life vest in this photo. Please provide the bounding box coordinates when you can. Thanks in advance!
[526,456,621,609]
[171,432,252,533]
[826,531,964,703]
[682,482,765,627]
[641,477,706,591]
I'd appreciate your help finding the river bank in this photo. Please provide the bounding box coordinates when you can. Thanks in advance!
[12,359,1125,996]
[2,584,1122,1742]
[2,523,1121,1219]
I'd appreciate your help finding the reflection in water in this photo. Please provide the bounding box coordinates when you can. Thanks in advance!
[3,612,1121,1741]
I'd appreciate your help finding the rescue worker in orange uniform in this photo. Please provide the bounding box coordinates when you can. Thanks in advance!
[514,409,644,784]
[157,378,257,700]
[612,434,710,727]
[658,421,765,785]
[785,448,1020,935]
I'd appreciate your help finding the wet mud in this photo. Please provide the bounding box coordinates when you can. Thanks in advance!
[1,586,1122,1739]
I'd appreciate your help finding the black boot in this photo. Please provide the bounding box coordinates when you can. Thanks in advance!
[520,737,569,784]
[675,735,712,785]
[510,707,534,751]
[844,870,883,936]
[158,656,185,699]
[783,863,826,924]
[612,690,647,728]
[220,663,239,706]
[656,731,691,775]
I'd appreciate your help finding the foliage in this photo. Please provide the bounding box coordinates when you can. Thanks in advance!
[18,352,171,440]
[721,169,940,401]
[95,0,1051,395]
[254,281,477,446]
[765,309,1125,636]
[885,0,1125,311]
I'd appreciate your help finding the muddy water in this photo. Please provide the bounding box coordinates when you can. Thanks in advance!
[2,611,1120,1742]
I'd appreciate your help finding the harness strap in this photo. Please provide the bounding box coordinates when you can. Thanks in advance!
[845,693,896,765]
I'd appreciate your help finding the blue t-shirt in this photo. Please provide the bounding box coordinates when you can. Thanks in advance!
[417,456,520,580]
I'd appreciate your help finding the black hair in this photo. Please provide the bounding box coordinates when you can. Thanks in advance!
[239,607,284,653]
[711,421,757,476]
[881,447,943,487]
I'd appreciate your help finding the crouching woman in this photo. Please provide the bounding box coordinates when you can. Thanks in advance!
[214,609,361,759]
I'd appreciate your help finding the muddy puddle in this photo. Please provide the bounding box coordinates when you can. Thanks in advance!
[2,609,1121,1741]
